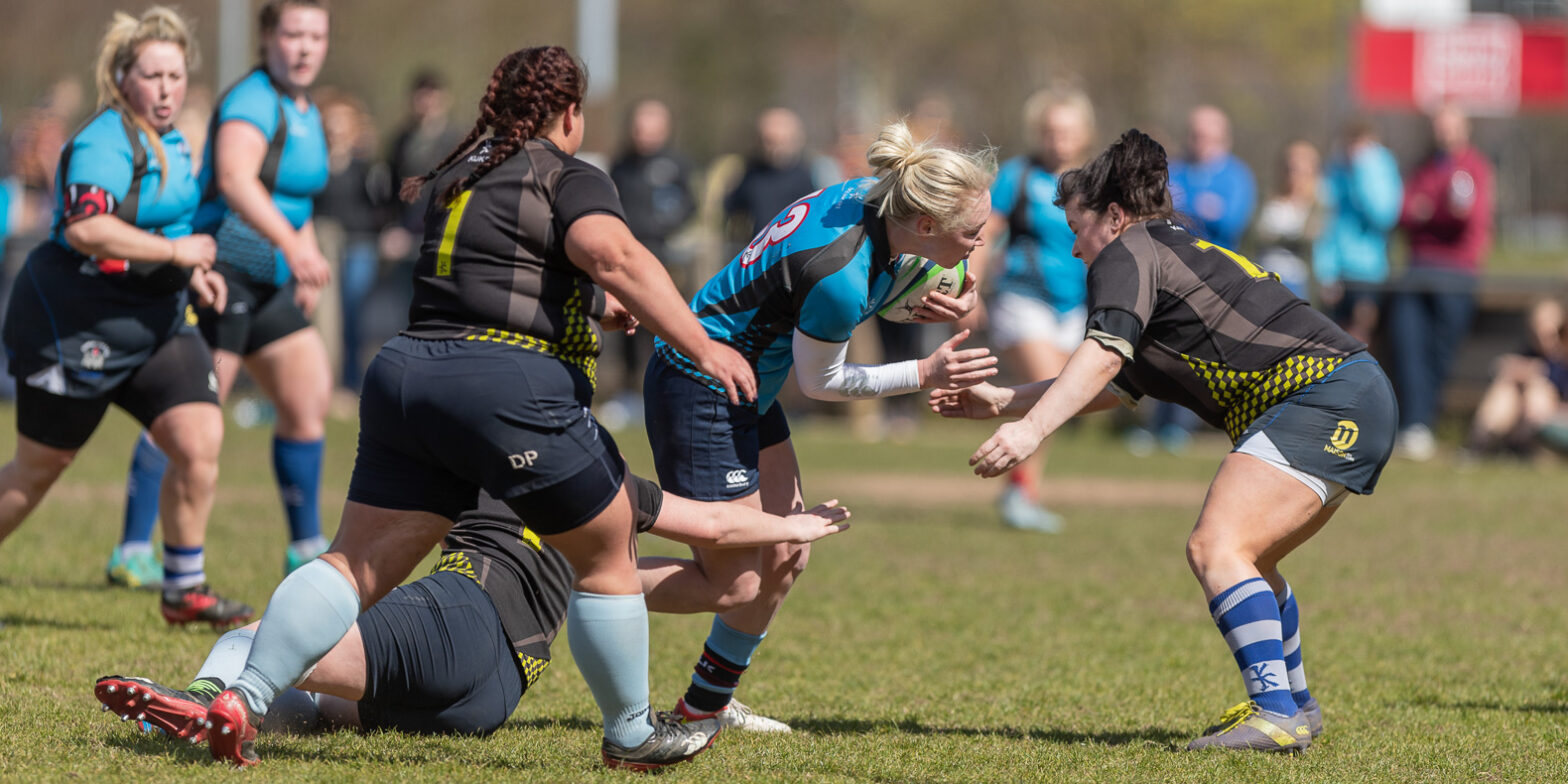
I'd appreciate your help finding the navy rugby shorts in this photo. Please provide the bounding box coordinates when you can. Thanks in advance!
[643,351,790,501]
[356,570,525,735]
[1233,352,1397,497]
[347,335,625,534]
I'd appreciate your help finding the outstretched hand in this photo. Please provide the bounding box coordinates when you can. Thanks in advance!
[917,328,998,389]
[929,381,1010,420]
[778,499,852,543]
[969,419,1046,478]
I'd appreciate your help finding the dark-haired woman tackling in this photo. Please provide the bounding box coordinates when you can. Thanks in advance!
[191,45,755,771]
[933,129,1397,754]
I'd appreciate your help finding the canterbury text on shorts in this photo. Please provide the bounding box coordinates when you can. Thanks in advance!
[16,330,218,450]
[356,571,523,735]
[347,335,625,534]
[197,273,311,356]
[643,351,791,501]
[1232,352,1397,496]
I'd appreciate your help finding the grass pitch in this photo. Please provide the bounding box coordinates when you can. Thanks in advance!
[1,405,1565,782]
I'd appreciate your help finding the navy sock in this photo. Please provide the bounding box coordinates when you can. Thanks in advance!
[683,617,766,713]
[272,437,324,544]
[121,433,166,546]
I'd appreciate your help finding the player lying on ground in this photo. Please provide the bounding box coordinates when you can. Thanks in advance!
[96,476,848,740]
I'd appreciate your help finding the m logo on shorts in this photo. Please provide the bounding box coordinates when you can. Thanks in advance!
[1324,420,1358,461]
[1330,420,1359,450]
[724,469,749,488]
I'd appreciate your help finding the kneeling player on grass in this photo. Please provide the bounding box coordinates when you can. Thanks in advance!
[96,478,848,746]
[934,130,1397,754]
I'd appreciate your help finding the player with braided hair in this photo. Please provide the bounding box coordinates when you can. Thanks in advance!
[934,129,1398,753]
[193,45,755,772]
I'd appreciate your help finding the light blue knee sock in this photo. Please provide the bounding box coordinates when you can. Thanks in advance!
[189,627,256,695]
[229,560,360,716]
[189,627,319,731]
[567,591,653,749]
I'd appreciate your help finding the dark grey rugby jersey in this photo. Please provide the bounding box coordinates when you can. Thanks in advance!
[1085,220,1366,442]
[402,138,624,381]
[432,492,575,690]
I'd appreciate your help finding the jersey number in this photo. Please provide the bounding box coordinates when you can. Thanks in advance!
[740,189,821,267]
[1192,239,1275,281]
[435,190,474,277]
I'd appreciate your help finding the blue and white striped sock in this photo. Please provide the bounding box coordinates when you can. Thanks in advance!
[1209,577,1296,717]
[1276,581,1313,708]
[162,544,205,593]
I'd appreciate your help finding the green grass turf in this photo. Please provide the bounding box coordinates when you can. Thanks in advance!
[1,404,1565,782]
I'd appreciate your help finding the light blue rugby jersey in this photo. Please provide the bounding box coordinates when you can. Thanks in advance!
[990,156,1084,312]
[50,108,199,245]
[655,177,901,410]
[194,68,328,285]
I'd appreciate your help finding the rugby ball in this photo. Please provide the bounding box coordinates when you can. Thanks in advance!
[877,255,967,323]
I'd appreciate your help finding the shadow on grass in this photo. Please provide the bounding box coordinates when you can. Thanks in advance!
[0,611,115,632]
[106,727,553,770]
[510,717,598,732]
[0,575,123,595]
[786,717,1187,747]
[1408,697,1568,715]
[104,732,211,765]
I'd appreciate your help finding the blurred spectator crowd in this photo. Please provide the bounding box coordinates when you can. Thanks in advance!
[2,70,1562,463]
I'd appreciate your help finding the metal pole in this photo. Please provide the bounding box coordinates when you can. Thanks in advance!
[218,0,252,91]
[577,0,618,103]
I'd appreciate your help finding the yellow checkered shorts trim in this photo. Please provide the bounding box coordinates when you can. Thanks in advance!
[1181,353,1345,443]
[462,287,601,387]
[517,654,550,689]
[431,552,480,584]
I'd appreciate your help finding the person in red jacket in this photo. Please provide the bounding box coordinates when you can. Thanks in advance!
[1386,103,1494,461]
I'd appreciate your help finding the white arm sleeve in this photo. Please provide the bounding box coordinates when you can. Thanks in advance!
[792,330,922,401]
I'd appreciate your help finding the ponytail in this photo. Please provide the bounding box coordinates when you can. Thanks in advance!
[1053,128,1174,220]
[862,120,995,232]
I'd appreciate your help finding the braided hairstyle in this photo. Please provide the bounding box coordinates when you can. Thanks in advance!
[1052,128,1174,221]
[399,45,587,206]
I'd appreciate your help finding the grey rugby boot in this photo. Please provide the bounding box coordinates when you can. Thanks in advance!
[601,712,722,771]
[1186,701,1312,753]
[1299,696,1324,738]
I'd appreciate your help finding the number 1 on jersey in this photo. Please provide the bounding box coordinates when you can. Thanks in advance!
[435,190,473,277]
[1192,239,1276,281]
